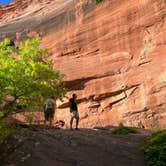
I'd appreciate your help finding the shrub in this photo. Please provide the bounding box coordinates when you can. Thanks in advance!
[142,130,166,166]
[112,124,138,135]
[0,121,19,144]
[95,0,103,4]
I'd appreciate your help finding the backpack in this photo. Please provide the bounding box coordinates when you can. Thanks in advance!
[45,99,54,110]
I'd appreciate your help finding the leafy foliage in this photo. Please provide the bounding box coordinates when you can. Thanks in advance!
[95,0,103,4]
[112,123,138,135]
[0,38,66,118]
[142,130,166,166]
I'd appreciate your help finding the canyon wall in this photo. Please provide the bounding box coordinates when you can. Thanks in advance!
[0,0,166,130]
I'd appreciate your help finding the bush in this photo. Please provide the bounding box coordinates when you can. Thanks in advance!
[95,0,103,4]
[112,124,138,135]
[0,121,19,144]
[142,130,166,166]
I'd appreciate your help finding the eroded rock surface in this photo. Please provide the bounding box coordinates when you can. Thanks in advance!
[0,127,150,166]
[0,0,166,129]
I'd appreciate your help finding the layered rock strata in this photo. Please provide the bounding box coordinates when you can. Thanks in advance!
[0,0,166,130]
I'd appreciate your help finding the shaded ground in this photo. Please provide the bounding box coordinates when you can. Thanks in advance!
[0,126,151,166]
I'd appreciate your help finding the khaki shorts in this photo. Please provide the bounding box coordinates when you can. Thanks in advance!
[71,111,79,119]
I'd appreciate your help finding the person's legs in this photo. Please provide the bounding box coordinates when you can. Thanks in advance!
[75,115,79,130]
[49,109,54,126]
[70,116,74,130]
[70,111,79,130]
[44,111,48,125]
[49,118,52,126]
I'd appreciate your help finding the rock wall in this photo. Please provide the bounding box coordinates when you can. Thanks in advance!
[0,0,166,130]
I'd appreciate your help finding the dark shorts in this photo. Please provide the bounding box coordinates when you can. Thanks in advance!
[44,108,54,121]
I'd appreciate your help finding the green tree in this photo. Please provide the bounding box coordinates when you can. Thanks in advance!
[0,38,66,119]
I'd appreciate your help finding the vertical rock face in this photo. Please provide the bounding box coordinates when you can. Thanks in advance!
[0,0,166,130]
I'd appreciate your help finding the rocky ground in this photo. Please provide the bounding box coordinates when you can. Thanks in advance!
[0,126,151,166]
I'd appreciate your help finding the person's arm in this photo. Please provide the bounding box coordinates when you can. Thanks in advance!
[69,98,72,111]
[53,100,56,109]
[43,99,47,111]
[43,103,46,112]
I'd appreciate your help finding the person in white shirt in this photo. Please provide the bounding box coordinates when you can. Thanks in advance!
[44,96,56,126]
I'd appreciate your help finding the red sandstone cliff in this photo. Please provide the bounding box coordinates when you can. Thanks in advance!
[0,0,166,130]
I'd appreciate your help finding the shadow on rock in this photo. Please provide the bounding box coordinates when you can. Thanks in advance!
[0,126,151,166]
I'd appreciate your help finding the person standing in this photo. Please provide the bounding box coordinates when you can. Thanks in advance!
[44,96,56,126]
[69,94,79,130]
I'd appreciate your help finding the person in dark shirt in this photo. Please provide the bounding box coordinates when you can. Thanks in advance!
[69,94,79,130]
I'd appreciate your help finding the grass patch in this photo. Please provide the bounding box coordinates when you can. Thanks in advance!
[112,124,138,135]
[0,121,19,145]
[142,130,166,166]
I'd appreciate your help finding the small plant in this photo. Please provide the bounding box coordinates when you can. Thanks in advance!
[142,130,166,166]
[112,123,138,135]
[27,114,35,129]
[95,0,103,4]
[0,121,19,144]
